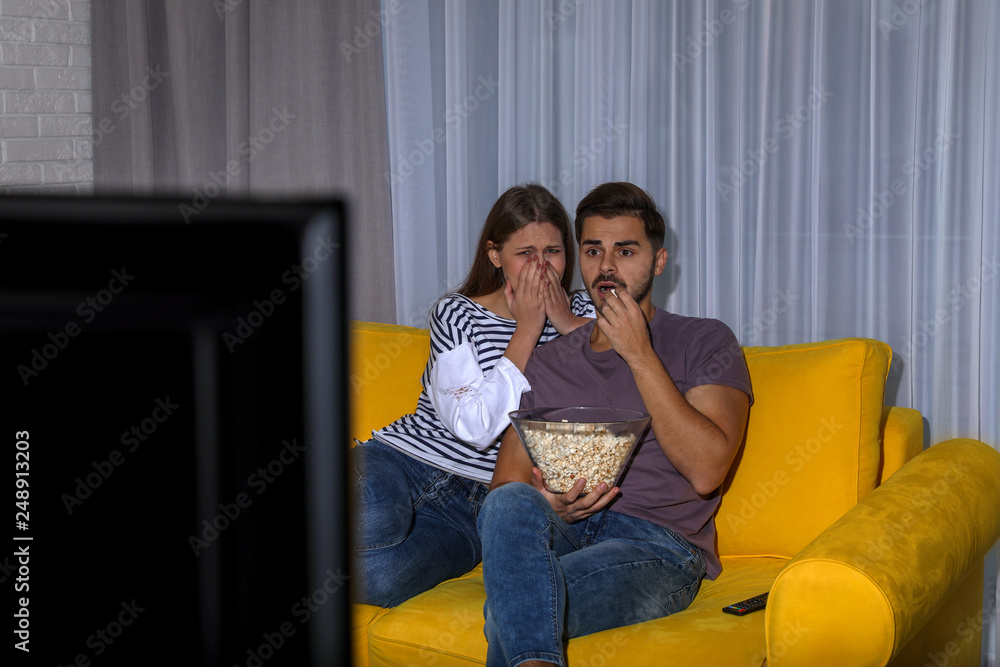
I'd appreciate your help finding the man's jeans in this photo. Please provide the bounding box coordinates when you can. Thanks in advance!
[351,439,489,607]
[478,482,706,667]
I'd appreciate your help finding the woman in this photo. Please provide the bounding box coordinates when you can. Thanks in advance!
[353,184,594,607]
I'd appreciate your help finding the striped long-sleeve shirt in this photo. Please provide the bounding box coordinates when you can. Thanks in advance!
[374,291,594,481]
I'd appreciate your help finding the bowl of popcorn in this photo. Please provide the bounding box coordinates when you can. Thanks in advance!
[508,407,650,493]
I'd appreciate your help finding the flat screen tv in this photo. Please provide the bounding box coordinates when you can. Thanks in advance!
[1,196,351,666]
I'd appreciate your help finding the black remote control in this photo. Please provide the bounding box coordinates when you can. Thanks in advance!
[722,592,769,616]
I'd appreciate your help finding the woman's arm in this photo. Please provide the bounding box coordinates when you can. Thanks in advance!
[425,292,536,449]
[499,255,548,372]
[428,344,530,448]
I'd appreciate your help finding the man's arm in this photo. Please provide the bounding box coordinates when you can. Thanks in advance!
[596,291,750,496]
[631,362,749,495]
[490,426,621,523]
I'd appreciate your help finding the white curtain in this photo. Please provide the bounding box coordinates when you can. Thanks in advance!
[382,0,999,659]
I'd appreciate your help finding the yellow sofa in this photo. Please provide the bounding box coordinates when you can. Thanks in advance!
[348,320,1000,666]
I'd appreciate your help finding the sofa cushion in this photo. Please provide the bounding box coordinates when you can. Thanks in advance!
[368,565,487,666]
[366,557,789,667]
[353,604,390,667]
[566,556,788,667]
[716,338,891,558]
[349,321,430,444]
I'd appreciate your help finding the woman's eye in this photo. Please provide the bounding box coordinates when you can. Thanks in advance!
[545,248,562,254]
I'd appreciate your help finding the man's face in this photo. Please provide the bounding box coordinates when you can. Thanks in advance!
[578,215,666,313]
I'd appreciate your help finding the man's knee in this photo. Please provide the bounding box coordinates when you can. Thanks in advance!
[479,482,548,531]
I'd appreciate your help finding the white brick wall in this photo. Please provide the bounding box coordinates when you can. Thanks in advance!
[0,0,92,194]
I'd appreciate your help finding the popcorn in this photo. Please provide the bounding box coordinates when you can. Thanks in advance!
[521,426,637,493]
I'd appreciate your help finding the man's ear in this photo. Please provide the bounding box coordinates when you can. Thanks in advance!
[487,241,502,268]
[653,247,668,276]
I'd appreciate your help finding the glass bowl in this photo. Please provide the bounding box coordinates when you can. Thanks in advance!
[507,407,651,493]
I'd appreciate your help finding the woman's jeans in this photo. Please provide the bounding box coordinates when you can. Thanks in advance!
[351,438,489,607]
[478,482,706,667]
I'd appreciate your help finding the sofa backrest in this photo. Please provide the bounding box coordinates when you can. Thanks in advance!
[715,338,891,558]
[348,321,431,445]
[347,324,893,560]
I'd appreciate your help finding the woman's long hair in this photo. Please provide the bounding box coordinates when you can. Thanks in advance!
[456,183,575,297]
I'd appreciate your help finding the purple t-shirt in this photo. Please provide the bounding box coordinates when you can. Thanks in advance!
[520,308,753,578]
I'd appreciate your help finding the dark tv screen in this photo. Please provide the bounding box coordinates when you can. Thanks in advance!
[1,196,351,666]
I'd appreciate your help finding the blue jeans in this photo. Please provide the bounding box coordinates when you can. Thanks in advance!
[351,438,489,607]
[478,483,706,667]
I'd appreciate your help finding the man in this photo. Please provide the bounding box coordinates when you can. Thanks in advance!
[477,182,753,667]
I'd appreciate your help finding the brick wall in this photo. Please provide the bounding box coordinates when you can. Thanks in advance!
[0,0,92,194]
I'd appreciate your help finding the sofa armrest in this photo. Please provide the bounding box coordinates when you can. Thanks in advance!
[878,405,924,484]
[765,439,1000,666]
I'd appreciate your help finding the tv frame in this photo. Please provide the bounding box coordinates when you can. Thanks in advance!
[1,195,351,666]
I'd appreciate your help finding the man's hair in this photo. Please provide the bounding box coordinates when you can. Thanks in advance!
[574,182,665,251]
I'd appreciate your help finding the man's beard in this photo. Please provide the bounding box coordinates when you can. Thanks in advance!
[590,261,656,314]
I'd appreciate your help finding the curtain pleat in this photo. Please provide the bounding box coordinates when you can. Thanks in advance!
[92,0,395,324]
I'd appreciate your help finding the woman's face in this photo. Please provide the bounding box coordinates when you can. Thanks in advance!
[487,222,567,293]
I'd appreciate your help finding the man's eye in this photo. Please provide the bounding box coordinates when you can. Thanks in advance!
[619,249,633,257]
[585,248,600,256]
